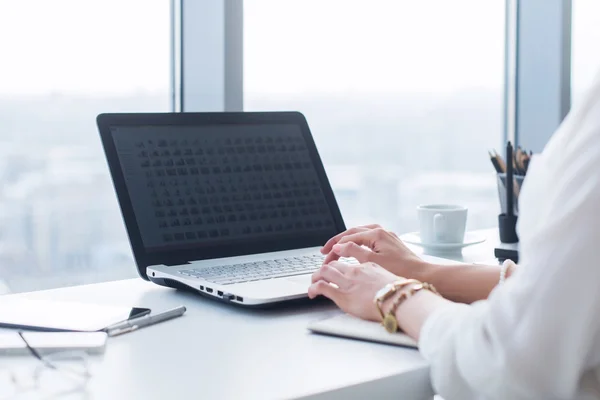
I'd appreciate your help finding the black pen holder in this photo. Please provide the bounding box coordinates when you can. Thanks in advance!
[498,213,519,243]
[497,173,525,215]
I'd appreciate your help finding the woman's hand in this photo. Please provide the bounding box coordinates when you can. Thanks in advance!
[320,225,430,280]
[308,261,402,321]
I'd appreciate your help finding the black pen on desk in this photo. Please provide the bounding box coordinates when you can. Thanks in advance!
[506,141,514,216]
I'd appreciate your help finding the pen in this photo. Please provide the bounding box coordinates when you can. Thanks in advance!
[506,141,514,216]
[107,305,187,336]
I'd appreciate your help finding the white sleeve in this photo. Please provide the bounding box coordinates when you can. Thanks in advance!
[418,86,600,399]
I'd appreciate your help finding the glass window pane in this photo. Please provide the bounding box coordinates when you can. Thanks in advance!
[0,0,170,294]
[571,0,600,105]
[244,0,505,234]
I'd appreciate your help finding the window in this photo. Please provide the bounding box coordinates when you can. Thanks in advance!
[571,0,600,105]
[244,0,505,233]
[0,0,170,294]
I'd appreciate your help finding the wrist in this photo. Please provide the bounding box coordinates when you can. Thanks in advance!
[374,278,415,321]
[380,281,441,333]
[380,282,419,315]
[412,261,439,285]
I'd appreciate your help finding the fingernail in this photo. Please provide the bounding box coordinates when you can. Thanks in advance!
[332,244,341,251]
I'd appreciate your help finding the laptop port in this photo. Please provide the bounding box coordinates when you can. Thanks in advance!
[206,288,213,293]
[236,296,243,302]
[199,285,204,291]
[217,291,223,297]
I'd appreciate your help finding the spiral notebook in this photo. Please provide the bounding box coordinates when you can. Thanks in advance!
[308,313,418,349]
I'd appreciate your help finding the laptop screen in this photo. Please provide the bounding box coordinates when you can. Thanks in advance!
[109,123,339,254]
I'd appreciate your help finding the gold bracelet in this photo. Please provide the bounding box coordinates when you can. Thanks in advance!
[381,281,441,333]
[421,282,440,296]
[374,279,421,320]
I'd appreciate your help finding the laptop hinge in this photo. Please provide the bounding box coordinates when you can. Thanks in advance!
[162,261,191,267]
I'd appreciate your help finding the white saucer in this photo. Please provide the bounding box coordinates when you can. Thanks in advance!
[400,231,486,252]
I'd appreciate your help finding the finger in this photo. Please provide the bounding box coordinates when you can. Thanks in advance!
[308,280,341,301]
[322,249,342,265]
[320,224,382,254]
[323,229,380,264]
[327,261,354,274]
[321,227,368,254]
[311,264,350,288]
[330,242,373,264]
[336,229,382,249]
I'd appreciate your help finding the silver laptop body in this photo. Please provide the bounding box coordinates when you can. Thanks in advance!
[97,111,350,306]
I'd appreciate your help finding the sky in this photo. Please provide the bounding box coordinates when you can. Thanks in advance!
[0,0,598,96]
[244,0,506,94]
[0,0,171,95]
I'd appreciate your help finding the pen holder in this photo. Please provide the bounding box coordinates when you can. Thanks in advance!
[496,173,525,216]
[498,213,519,243]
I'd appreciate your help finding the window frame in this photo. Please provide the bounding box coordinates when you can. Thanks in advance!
[504,0,572,151]
[173,0,243,112]
[175,0,573,150]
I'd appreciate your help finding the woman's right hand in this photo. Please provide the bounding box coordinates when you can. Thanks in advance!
[319,224,432,281]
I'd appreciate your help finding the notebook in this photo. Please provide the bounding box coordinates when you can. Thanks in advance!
[308,313,417,348]
[0,298,150,332]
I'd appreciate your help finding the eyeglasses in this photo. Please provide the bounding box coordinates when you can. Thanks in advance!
[0,332,92,399]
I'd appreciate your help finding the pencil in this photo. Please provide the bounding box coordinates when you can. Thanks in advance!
[523,154,530,174]
[494,150,507,173]
[489,151,502,173]
[515,148,523,175]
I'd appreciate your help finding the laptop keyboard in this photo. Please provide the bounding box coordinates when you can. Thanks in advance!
[178,254,358,285]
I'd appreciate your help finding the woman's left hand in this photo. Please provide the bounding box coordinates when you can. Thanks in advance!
[309,261,403,322]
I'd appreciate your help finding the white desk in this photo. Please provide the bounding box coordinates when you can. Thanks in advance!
[2,280,431,400]
[0,229,498,400]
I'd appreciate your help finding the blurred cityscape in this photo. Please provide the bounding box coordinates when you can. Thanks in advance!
[0,90,502,294]
[0,94,168,294]
[248,90,503,233]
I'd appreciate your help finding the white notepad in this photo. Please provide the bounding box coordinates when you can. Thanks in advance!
[308,313,418,349]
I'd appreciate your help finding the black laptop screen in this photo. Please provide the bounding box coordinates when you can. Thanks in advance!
[110,123,338,253]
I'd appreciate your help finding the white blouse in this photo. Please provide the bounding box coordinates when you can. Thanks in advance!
[418,69,600,400]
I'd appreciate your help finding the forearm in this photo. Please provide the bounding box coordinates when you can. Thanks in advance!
[395,289,452,341]
[414,262,504,304]
[394,262,508,340]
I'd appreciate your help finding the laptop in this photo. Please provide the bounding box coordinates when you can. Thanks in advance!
[97,111,356,306]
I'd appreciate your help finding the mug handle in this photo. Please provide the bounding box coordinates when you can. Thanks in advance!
[433,213,446,241]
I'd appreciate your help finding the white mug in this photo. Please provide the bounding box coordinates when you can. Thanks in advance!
[417,204,467,244]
